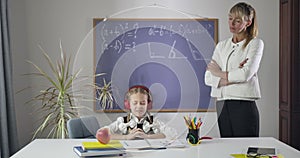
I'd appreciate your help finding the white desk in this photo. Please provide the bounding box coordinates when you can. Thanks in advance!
[11,137,300,158]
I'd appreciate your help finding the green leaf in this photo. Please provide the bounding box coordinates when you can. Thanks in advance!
[24,43,114,139]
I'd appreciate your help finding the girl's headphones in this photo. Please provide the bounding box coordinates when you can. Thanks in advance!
[124,85,153,110]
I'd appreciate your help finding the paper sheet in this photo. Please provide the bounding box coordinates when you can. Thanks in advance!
[120,139,186,149]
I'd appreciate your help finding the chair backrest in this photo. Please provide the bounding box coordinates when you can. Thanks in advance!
[67,116,100,139]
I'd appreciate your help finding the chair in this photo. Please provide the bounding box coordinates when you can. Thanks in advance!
[67,116,100,138]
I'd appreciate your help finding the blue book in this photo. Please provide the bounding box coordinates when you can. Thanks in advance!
[73,146,126,157]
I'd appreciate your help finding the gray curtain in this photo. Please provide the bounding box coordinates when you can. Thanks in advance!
[0,0,19,157]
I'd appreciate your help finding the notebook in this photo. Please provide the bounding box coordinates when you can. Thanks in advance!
[73,146,125,157]
[82,140,123,150]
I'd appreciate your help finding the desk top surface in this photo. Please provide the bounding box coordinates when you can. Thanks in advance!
[11,137,300,158]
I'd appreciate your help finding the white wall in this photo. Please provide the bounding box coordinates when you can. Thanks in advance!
[9,0,279,147]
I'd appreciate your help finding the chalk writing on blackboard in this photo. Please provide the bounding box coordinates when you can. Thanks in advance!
[93,18,218,112]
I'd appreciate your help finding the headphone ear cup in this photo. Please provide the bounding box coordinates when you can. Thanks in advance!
[124,100,130,109]
[147,92,153,110]
[147,101,152,110]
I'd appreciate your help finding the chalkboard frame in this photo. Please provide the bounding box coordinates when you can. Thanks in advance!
[93,18,218,113]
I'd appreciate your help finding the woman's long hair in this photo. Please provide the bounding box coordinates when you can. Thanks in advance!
[230,2,258,48]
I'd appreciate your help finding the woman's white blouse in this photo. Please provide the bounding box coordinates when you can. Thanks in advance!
[204,37,264,100]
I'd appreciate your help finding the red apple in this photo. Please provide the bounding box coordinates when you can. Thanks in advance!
[96,128,111,144]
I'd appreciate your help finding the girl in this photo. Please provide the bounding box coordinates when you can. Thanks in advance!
[205,2,264,137]
[102,85,166,140]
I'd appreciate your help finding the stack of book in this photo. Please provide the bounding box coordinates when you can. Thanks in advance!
[73,140,126,157]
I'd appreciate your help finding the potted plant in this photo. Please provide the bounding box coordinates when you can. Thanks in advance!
[95,78,114,110]
[25,42,114,139]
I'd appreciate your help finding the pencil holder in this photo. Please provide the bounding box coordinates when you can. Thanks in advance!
[186,128,200,145]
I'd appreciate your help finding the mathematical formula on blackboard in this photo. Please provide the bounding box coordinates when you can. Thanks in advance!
[93,18,218,112]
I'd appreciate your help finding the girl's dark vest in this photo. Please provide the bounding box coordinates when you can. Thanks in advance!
[123,115,154,134]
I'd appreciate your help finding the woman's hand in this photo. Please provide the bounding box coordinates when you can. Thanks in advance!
[239,58,248,68]
[207,58,248,88]
[207,60,222,76]
[218,78,229,87]
[207,60,228,79]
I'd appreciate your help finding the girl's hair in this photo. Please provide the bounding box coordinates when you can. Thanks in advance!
[125,85,152,103]
[230,2,258,48]
[124,85,153,110]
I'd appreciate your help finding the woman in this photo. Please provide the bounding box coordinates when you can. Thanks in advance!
[205,2,264,137]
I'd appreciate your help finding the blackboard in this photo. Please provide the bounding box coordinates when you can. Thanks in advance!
[93,18,218,112]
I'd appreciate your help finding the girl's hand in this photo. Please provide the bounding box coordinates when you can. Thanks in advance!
[134,131,148,139]
[128,128,143,134]
[126,128,146,140]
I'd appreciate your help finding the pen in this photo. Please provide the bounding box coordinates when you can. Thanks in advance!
[138,147,167,150]
[123,141,129,146]
[145,139,151,146]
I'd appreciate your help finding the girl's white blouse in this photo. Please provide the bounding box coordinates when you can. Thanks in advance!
[103,113,177,139]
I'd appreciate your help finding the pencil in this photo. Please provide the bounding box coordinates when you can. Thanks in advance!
[191,118,196,129]
[183,116,191,129]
